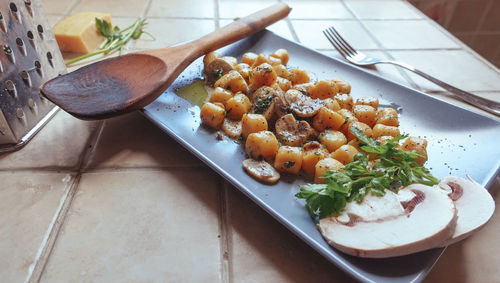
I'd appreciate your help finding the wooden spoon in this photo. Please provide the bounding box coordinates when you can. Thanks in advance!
[41,3,291,120]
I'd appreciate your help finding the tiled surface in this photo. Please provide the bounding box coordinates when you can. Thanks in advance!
[345,0,423,20]
[0,111,98,170]
[292,20,379,50]
[364,20,461,49]
[41,170,221,282]
[86,112,201,169]
[0,172,72,283]
[1,0,499,282]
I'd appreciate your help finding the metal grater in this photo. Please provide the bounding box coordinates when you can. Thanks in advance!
[0,0,66,152]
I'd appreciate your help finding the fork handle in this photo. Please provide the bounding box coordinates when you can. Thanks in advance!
[384,61,500,116]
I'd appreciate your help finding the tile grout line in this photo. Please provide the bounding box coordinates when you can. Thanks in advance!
[278,0,300,43]
[214,0,220,29]
[339,0,422,91]
[217,179,231,283]
[26,120,105,283]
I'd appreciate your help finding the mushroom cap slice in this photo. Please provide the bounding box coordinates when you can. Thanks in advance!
[274,114,312,146]
[318,184,457,258]
[439,176,495,246]
[204,58,235,85]
[284,89,324,118]
[242,159,280,184]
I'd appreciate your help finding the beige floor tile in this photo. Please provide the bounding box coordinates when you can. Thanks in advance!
[219,19,293,41]
[71,0,149,17]
[41,0,78,14]
[388,50,500,92]
[87,112,202,169]
[41,169,221,282]
[291,20,379,50]
[0,111,98,170]
[284,0,353,19]
[427,177,500,282]
[219,0,279,19]
[321,50,412,88]
[148,0,215,18]
[226,185,354,282]
[345,0,423,19]
[134,18,215,49]
[0,171,73,283]
[364,20,460,49]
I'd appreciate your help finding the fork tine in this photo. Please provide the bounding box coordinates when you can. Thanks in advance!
[327,27,357,55]
[322,29,353,58]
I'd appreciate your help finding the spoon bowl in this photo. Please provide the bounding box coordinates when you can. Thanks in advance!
[41,3,291,120]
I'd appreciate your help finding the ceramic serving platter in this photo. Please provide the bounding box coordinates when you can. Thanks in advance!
[142,30,500,282]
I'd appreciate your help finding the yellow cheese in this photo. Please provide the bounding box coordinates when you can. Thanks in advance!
[53,12,112,54]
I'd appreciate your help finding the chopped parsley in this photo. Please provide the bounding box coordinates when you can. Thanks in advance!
[284,161,295,168]
[253,95,274,114]
[295,127,438,219]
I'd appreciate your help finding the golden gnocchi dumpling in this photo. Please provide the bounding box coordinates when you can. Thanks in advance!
[334,93,354,111]
[203,51,221,68]
[288,69,310,85]
[376,107,399,126]
[372,124,400,139]
[337,109,358,136]
[270,49,289,65]
[226,93,251,120]
[314,158,343,184]
[200,102,225,129]
[356,96,379,110]
[331,144,359,165]
[332,79,351,94]
[215,70,248,94]
[310,80,339,100]
[276,77,292,92]
[324,98,341,111]
[249,63,278,89]
[252,54,272,67]
[210,87,233,107]
[267,55,282,66]
[346,121,373,141]
[402,136,428,165]
[302,141,329,176]
[319,130,347,152]
[274,146,303,174]
[273,64,290,78]
[242,52,258,66]
[353,104,377,127]
[235,63,252,83]
[312,107,345,132]
[291,82,315,96]
[241,113,268,138]
[245,131,279,160]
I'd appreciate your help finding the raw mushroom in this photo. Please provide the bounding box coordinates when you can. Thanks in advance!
[204,58,235,85]
[275,114,312,146]
[242,159,280,184]
[284,89,324,118]
[318,184,457,258]
[438,176,495,246]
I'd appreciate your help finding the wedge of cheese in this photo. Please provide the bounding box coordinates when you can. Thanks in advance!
[53,12,112,54]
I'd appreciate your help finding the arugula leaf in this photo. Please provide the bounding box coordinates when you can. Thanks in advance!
[295,127,439,219]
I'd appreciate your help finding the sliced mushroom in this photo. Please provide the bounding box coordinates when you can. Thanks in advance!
[318,184,457,258]
[242,159,280,184]
[221,119,242,139]
[252,86,279,121]
[284,89,324,118]
[438,176,495,246]
[204,58,235,85]
[275,114,312,146]
[273,90,290,118]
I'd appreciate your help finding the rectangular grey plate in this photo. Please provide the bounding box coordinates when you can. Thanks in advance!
[142,30,500,282]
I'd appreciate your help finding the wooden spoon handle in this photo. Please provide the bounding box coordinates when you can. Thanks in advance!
[189,3,291,56]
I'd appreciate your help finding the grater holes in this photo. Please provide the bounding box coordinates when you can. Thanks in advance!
[16,38,26,56]
[24,0,33,16]
[3,44,15,63]
[10,3,21,23]
[34,60,42,76]
[20,70,31,86]
[27,30,35,48]
[47,52,53,67]
[0,12,6,32]
[6,80,17,97]
[37,24,44,39]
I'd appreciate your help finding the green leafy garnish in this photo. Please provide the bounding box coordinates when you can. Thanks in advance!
[65,18,154,66]
[295,127,438,219]
[253,95,274,114]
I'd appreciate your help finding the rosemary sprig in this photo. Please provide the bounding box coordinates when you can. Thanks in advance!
[65,18,154,66]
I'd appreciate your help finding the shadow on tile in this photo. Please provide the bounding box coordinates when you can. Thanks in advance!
[86,112,202,169]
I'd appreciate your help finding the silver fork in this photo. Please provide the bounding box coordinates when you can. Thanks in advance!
[323,26,500,117]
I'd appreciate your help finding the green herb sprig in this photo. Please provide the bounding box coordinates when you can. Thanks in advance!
[65,18,154,66]
[295,128,438,219]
